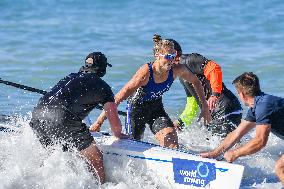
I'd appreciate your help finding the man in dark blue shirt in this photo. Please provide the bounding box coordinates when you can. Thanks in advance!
[200,72,284,186]
[30,52,127,184]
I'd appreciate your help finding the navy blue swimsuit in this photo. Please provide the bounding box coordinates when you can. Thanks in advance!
[129,63,174,140]
[142,63,174,102]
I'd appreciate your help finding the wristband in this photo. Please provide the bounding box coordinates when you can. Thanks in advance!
[211,92,221,98]
[178,118,185,129]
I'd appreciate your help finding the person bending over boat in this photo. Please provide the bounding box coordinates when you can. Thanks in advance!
[90,35,211,148]
[200,72,284,186]
[29,52,127,184]
[164,37,242,137]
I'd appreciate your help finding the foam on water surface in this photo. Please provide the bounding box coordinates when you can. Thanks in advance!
[0,116,283,188]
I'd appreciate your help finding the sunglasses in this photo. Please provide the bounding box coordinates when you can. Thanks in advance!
[160,53,176,60]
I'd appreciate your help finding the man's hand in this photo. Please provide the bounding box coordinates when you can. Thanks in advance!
[89,121,103,132]
[173,120,183,131]
[224,150,238,163]
[114,133,130,139]
[200,149,221,159]
[207,95,218,110]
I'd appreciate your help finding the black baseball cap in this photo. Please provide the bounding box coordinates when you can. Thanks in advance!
[85,52,112,68]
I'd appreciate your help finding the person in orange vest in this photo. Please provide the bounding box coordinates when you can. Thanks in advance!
[166,37,242,137]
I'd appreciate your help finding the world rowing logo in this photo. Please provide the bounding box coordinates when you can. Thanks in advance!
[172,158,217,187]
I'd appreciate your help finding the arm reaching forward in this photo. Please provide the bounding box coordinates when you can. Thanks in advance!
[200,120,256,161]
[90,64,149,131]
[173,64,211,125]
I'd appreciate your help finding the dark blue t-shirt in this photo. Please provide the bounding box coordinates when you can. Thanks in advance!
[37,72,114,121]
[244,92,284,137]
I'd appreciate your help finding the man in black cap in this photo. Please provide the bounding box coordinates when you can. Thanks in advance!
[30,52,127,184]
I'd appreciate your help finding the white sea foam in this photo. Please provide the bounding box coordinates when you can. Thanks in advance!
[0,116,99,189]
[0,115,283,188]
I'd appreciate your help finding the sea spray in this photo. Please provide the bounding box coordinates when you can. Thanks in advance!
[0,116,99,189]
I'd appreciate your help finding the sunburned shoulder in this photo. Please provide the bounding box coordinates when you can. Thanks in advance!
[134,63,150,76]
[127,63,150,86]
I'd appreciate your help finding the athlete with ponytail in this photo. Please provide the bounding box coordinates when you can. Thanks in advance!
[90,35,211,148]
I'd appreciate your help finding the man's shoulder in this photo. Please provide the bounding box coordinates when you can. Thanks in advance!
[75,73,111,88]
[254,95,272,111]
[256,93,284,106]
[254,93,284,115]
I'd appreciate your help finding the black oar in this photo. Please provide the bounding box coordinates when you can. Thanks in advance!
[0,77,47,95]
[0,77,126,116]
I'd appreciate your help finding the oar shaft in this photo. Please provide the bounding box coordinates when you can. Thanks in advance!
[0,78,47,95]
[0,78,127,116]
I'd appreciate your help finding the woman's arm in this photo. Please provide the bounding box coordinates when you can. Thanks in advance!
[174,78,201,129]
[114,64,149,105]
[173,64,211,125]
[90,64,149,131]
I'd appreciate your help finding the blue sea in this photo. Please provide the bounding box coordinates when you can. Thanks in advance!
[1,0,284,188]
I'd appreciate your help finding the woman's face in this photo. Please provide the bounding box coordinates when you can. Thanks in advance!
[158,48,177,71]
[173,52,181,65]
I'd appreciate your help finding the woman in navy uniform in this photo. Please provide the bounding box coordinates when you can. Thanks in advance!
[91,35,211,148]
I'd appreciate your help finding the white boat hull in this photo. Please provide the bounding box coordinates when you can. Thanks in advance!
[92,132,244,189]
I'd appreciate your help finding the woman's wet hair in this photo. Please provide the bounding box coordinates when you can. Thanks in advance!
[166,39,182,57]
[152,34,174,55]
[232,72,261,96]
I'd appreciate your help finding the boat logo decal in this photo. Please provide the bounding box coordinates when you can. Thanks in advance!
[173,158,216,187]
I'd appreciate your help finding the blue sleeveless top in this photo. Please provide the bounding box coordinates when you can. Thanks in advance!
[141,63,174,102]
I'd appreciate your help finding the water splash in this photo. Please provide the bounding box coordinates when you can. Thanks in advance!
[0,115,99,189]
[1,115,284,188]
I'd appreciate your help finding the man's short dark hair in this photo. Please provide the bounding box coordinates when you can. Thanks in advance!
[232,72,261,96]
